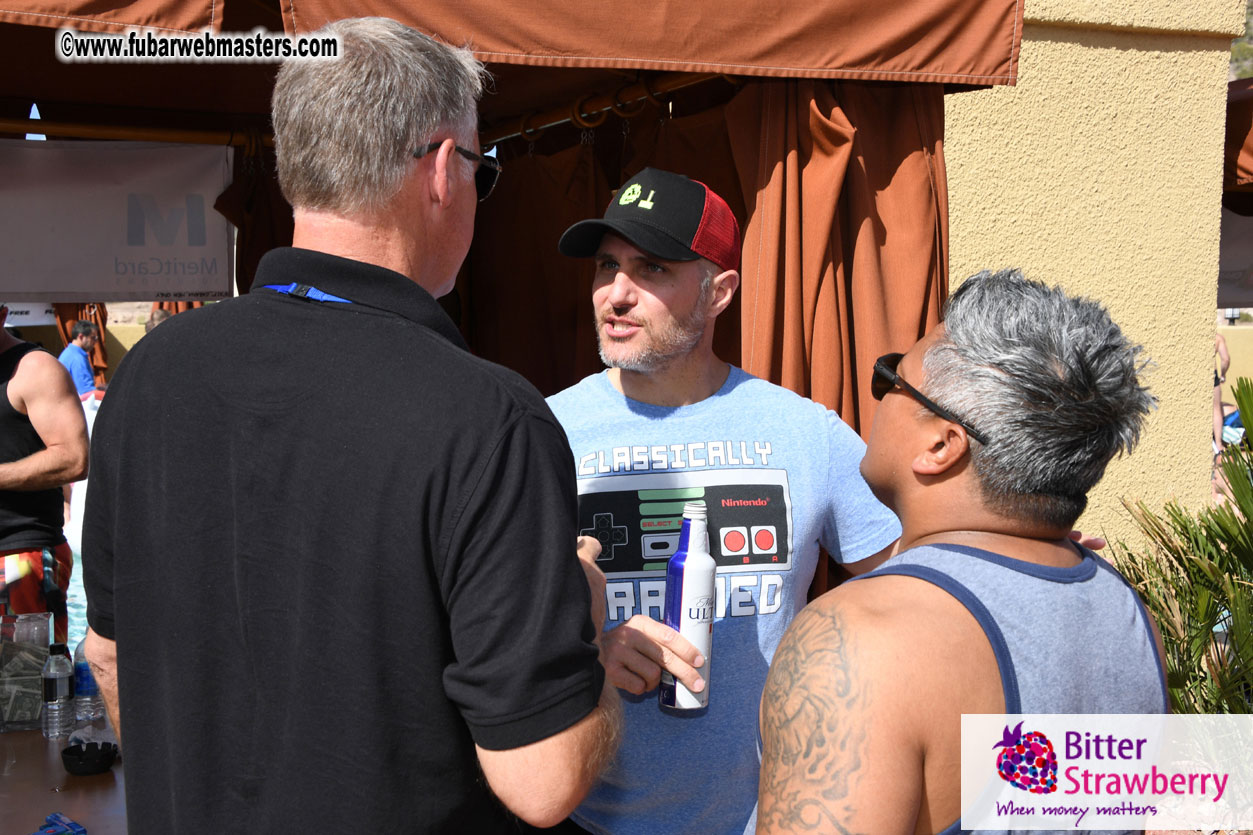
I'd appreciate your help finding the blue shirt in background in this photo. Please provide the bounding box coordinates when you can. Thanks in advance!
[57,343,95,395]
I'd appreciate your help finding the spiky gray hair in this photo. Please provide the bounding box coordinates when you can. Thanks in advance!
[922,269,1156,529]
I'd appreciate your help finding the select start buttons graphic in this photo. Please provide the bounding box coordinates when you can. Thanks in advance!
[719,525,778,562]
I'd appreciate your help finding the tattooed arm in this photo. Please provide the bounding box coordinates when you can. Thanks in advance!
[757,587,925,835]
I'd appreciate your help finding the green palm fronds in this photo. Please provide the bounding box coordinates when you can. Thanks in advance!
[1111,378,1253,714]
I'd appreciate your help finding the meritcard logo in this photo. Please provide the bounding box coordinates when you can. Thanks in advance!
[995,722,1058,794]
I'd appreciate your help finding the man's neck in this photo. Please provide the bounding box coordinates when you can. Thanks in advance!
[292,208,437,294]
[898,500,1080,568]
[609,351,730,407]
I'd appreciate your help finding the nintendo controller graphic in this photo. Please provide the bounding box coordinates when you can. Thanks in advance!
[576,469,793,577]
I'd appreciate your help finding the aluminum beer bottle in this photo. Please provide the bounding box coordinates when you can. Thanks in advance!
[659,501,716,711]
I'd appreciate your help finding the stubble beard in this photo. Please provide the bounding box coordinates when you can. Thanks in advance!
[596,304,709,374]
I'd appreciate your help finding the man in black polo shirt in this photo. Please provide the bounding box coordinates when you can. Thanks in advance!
[82,17,619,833]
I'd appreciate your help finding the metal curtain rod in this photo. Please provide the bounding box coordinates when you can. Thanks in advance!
[482,72,722,145]
[0,118,272,147]
[0,71,728,149]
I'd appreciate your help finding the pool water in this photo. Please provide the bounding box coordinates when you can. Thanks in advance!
[62,395,96,652]
[66,546,87,651]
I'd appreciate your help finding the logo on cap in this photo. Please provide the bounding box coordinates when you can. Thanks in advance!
[618,183,656,210]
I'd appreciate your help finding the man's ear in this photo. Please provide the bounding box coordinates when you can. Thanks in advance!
[911,422,970,477]
[426,139,456,207]
[708,269,740,318]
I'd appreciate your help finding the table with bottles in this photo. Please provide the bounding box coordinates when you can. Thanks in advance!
[0,724,126,835]
[2,614,126,833]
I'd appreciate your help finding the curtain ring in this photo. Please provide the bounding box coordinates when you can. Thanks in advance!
[609,86,647,119]
[639,75,664,108]
[570,95,608,129]
[520,112,546,141]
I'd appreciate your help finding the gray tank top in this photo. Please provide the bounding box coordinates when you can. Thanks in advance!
[853,543,1167,835]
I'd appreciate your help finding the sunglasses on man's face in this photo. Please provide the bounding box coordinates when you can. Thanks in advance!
[871,352,990,446]
[413,142,501,202]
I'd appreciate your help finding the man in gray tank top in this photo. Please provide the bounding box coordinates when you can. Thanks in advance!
[757,270,1168,835]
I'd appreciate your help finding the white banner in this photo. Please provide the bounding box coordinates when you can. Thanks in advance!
[0,303,56,327]
[962,714,1253,830]
[0,140,233,302]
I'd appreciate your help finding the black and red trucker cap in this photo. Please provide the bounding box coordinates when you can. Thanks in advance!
[558,168,741,272]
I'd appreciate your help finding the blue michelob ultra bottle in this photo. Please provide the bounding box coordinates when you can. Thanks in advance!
[659,501,716,711]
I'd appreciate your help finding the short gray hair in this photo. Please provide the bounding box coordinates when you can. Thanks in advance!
[272,17,488,214]
[922,269,1156,529]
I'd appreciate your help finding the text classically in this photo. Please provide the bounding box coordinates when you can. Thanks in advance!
[578,441,773,477]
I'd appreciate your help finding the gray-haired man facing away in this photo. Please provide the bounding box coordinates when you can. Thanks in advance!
[83,17,618,833]
[758,270,1167,835]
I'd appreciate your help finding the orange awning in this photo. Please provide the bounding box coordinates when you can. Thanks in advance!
[0,0,1026,86]
[0,0,218,34]
[284,0,1023,86]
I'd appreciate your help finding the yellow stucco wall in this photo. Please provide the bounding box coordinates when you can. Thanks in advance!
[944,0,1246,545]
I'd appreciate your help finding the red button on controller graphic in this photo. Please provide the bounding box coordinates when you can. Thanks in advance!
[751,525,777,555]
[720,526,749,556]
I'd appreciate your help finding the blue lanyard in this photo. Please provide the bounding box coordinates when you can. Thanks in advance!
[262,282,352,304]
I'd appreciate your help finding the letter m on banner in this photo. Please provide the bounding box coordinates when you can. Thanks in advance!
[127,194,207,246]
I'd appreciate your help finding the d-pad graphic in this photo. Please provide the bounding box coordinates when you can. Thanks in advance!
[581,512,628,560]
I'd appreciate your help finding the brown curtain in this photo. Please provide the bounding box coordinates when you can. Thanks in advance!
[52,303,109,387]
[214,144,294,295]
[462,144,610,396]
[151,301,204,315]
[726,80,947,595]
[728,80,947,432]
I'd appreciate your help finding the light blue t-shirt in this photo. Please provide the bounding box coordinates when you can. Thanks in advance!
[57,343,95,395]
[547,368,901,835]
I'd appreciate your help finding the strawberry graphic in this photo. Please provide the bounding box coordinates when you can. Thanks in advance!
[993,722,1058,794]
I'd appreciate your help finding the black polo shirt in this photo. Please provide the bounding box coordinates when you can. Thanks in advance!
[84,248,603,833]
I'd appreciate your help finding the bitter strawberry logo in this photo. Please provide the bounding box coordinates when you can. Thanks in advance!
[994,722,1058,794]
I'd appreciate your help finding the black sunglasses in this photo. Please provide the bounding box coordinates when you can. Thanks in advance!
[413,142,501,202]
[871,353,990,446]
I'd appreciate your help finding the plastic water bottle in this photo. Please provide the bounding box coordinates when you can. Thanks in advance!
[41,643,75,739]
[74,638,104,722]
[659,501,716,711]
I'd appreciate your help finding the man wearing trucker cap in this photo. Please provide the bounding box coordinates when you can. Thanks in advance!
[546,168,901,834]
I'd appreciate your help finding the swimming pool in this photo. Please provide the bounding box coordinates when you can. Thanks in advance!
[66,547,87,651]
